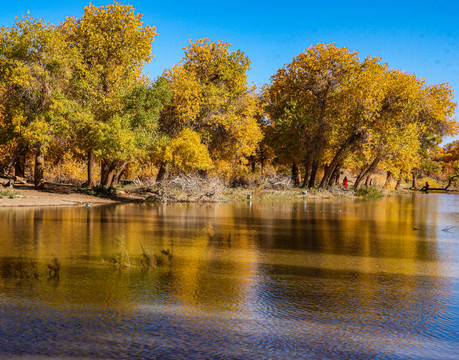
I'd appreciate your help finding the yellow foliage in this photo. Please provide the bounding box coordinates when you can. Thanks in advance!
[61,2,157,79]
[163,129,213,171]
[45,152,88,184]
[161,39,263,165]
[264,43,361,164]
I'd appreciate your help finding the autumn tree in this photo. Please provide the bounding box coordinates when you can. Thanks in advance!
[355,73,456,189]
[348,70,422,188]
[264,43,361,187]
[0,14,78,188]
[317,56,388,188]
[265,43,457,190]
[61,2,158,187]
[436,140,459,189]
[95,77,171,186]
[158,39,263,181]
[160,128,213,173]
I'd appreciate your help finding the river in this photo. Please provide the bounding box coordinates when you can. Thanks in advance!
[0,193,458,359]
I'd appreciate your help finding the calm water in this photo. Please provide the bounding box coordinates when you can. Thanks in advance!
[0,194,458,359]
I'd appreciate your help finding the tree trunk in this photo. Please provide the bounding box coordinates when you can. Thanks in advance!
[111,161,128,187]
[86,151,96,187]
[411,172,418,189]
[250,155,256,173]
[5,144,22,176]
[100,159,109,186]
[308,160,319,188]
[100,159,118,187]
[291,162,301,187]
[354,156,381,189]
[102,163,117,188]
[318,132,362,189]
[259,147,265,171]
[383,171,392,190]
[156,161,167,183]
[34,144,45,189]
[364,175,371,187]
[328,163,342,187]
[395,177,402,190]
[444,177,455,190]
[15,145,27,178]
[334,168,341,186]
[302,155,312,188]
[354,168,366,187]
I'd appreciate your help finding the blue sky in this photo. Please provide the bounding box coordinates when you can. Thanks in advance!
[1,0,458,143]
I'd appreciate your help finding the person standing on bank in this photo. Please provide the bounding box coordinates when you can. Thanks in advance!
[343,176,348,189]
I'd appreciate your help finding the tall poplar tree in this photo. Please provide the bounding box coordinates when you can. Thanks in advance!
[61,2,158,186]
[0,15,78,188]
[159,39,263,179]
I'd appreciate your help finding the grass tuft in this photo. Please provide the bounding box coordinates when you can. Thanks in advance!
[354,185,383,199]
[0,189,20,199]
[110,237,131,268]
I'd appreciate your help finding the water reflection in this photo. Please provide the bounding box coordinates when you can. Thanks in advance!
[0,194,458,359]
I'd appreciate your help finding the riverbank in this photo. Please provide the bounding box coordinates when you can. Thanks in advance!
[0,182,140,207]
[0,180,378,207]
[1,179,456,207]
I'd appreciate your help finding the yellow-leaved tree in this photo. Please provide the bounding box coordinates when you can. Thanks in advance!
[0,14,79,188]
[263,43,362,187]
[264,43,457,189]
[61,2,160,187]
[438,141,459,189]
[162,129,213,172]
[158,39,263,181]
[352,71,457,189]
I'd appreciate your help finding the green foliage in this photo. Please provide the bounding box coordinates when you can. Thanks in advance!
[0,189,20,198]
[61,2,162,186]
[354,185,383,199]
[79,184,110,196]
[0,15,78,146]
[421,158,443,173]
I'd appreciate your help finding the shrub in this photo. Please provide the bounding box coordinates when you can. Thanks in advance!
[262,175,292,190]
[79,185,111,196]
[354,185,383,199]
[230,174,252,188]
[0,189,20,199]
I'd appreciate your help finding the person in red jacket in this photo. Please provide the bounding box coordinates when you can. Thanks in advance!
[343,176,348,189]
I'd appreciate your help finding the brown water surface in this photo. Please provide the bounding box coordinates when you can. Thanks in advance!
[0,194,458,359]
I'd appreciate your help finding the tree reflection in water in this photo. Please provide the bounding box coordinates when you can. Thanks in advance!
[0,194,457,359]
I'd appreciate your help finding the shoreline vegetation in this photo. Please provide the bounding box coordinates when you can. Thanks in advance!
[1,174,457,208]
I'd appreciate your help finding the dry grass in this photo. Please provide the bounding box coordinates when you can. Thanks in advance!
[127,175,226,202]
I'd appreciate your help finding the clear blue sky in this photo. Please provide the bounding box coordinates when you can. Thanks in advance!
[1,0,458,143]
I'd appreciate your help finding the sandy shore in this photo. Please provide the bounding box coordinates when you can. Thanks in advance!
[0,181,139,207]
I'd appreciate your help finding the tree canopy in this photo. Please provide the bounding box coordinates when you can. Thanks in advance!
[0,5,457,191]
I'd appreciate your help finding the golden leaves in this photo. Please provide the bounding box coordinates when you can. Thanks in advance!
[161,39,262,167]
[61,2,157,77]
[163,129,213,171]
